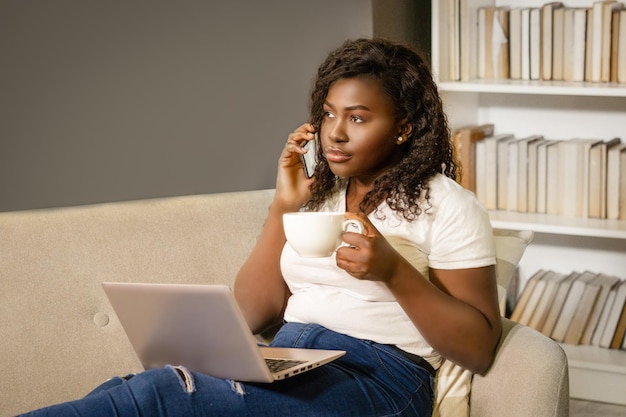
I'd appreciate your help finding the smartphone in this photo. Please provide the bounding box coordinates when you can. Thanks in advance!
[301,132,318,178]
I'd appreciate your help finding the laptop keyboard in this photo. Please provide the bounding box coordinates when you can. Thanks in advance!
[265,358,307,373]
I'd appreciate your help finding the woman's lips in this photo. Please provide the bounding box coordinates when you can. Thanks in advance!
[324,147,351,163]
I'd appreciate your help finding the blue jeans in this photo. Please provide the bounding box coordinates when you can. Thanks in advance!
[18,323,434,417]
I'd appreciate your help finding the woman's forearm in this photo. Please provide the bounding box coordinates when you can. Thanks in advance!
[234,201,294,333]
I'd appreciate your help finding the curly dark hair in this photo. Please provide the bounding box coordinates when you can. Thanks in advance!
[304,38,456,221]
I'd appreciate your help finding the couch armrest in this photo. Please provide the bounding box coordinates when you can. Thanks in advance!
[470,318,569,417]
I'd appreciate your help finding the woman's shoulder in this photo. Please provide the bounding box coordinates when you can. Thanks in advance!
[426,174,480,207]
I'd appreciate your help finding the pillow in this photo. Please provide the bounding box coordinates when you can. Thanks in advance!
[431,229,533,417]
[432,361,472,417]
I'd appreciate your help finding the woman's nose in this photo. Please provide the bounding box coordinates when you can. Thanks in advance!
[328,123,347,142]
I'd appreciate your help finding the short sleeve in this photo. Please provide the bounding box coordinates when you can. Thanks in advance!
[427,178,496,270]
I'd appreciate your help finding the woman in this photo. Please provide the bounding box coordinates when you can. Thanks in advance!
[19,38,501,417]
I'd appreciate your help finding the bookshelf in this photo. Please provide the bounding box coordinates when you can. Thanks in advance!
[432,0,626,405]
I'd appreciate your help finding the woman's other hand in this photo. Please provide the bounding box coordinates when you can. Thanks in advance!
[336,212,404,283]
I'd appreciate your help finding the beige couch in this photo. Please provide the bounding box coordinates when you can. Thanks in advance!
[0,189,569,417]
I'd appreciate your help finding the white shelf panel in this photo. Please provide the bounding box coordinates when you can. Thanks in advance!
[439,80,626,97]
[560,344,626,405]
[561,344,626,374]
[489,211,626,239]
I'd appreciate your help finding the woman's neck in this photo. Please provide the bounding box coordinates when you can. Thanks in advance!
[345,177,381,214]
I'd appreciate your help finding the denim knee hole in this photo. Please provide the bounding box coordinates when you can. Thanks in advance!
[228,380,246,396]
[169,365,196,394]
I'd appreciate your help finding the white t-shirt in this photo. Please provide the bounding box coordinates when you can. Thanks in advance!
[280,174,496,369]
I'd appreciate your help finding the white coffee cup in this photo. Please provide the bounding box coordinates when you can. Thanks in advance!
[283,212,365,258]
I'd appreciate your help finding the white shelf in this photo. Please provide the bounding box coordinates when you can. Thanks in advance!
[488,211,626,239]
[560,344,626,405]
[561,344,626,374]
[439,80,626,97]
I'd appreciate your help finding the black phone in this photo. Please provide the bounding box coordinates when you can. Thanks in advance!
[301,132,318,178]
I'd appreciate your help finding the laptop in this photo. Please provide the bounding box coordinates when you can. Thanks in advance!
[102,282,345,382]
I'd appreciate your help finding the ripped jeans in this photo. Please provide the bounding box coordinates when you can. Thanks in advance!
[17,323,434,417]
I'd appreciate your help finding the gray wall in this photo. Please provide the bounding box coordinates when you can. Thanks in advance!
[0,0,429,212]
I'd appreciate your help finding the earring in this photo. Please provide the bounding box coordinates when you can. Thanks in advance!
[397,136,404,144]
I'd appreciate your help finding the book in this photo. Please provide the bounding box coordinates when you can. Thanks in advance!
[563,272,603,344]
[589,138,621,219]
[478,7,509,80]
[477,6,487,79]
[580,274,621,344]
[493,7,510,80]
[551,6,566,81]
[540,2,564,80]
[527,271,567,331]
[607,144,626,220]
[562,7,575,81]
[551,271,598,342]
[496,135,517,210]
[506,139,521,211]
[585,6,595,82]
[536,139,558,214]
[527,139,549,213]
[475,139,487,204]
[602,2,624,82]
[510,270,547,323]
[516,135,543,213]
[459,0,494,81]
[483,133,514,210]
[521,8,532,80]
[610,289,626,348]
[546,140,562,215]
[590,1,609,82]
[599,279,626,348]
[541,272,580,337]
[619,9,626,83]
[557,140,578,217]
[580,139,604,218]
[530,8,541,80]
[563,8,588,82]
[610,7,622,82]
[558,139,602,217]
[590,1,619,82]
[454,124,495,193]
[509,7,523,80]
[621,146,626,220]
[572,8,588,82]
[448,0,460,81]
[518,271,552,326]
[591,281,619,345]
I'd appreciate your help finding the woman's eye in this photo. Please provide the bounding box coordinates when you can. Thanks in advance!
[323,111,335,119]
[351,115,364,123]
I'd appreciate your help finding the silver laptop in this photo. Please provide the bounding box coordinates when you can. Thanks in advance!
[102,282,345,383]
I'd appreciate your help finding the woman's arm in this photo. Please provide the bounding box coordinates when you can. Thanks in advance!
[233,202,292,334]
[233,123,316,334]
[338,215,501,375]
[388,262,501,375]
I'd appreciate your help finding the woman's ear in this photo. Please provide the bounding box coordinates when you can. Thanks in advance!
[396,120,413,145]
[401,121,413,139]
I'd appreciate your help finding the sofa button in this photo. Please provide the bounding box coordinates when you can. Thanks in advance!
[93,312,110,327]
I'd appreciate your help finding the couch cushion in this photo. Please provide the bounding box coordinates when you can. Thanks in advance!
[0,190,274,416]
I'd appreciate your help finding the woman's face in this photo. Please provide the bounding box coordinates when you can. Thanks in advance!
[320,76,403,183]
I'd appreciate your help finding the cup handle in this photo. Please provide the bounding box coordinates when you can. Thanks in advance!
[342,219,364,234]
[338,219,365,249]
